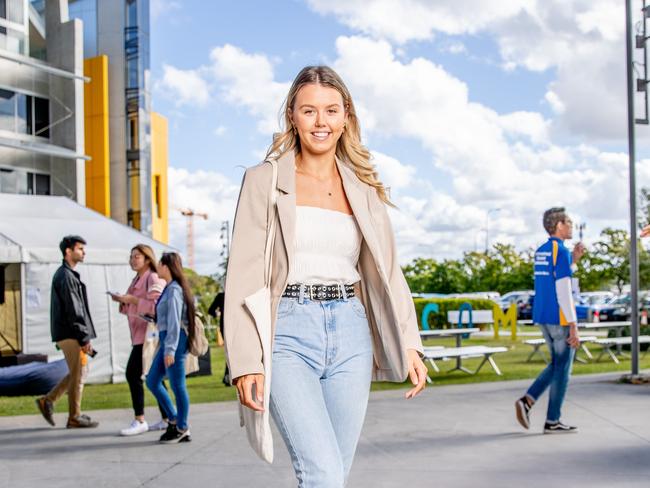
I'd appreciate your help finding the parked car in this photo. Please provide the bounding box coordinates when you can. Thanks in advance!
[591,291,650,322]
[575,291,616,321]
[498,290,534,319]
[518,294,535,320]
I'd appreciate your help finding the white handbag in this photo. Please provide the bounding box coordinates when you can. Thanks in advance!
[239,159,278,463]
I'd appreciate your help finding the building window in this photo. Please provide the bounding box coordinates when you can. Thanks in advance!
[0,168,49,195]
[27,172,50,195]
[0,0,6,35]
[128,113,139,150]
[0,88,50,138]
[154,174,161,219]
[15,93,27,133]
[0,89,13,131]
[33,96,49,137]
[0,0,23,24]
[126,0,138,28]
[0,168,18,194]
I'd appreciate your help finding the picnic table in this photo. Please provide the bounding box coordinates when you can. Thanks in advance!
[420,327,481,373]
[523,336,599,364]
[419,328,507,379]
[578,321,631,355]
[523,322,636,363]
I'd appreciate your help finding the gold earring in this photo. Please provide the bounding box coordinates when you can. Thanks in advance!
[292,126,297,135]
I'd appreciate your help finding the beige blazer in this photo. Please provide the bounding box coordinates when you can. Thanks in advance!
[224,150,423,383]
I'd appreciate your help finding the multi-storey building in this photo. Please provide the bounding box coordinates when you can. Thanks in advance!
[0,0,87,202]
[0,0,168,242]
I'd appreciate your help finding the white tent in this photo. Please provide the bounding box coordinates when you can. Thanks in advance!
[0,194,175,383]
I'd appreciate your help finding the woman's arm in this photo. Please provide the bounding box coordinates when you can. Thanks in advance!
[375,197,424,354]
[163,285,184,357]
[137,273,165,316]
[374,194,427,398]
[224,163,273,382]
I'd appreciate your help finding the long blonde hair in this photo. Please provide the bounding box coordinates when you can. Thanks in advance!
[265,65,392,205]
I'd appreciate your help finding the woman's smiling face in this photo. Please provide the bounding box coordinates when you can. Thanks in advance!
[290,83,348,157]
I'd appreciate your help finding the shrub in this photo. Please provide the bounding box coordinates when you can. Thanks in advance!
[413,298,498,330]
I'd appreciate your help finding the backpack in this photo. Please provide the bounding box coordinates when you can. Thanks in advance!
[188,313,209,357]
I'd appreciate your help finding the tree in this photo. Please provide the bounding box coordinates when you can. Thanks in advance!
[402,258,465,294]
[461,244,533,294]
[574,228,628,292]
[403,245,534,295]
[184,268,221,323]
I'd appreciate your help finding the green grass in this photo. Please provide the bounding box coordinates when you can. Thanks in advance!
[2,329,649,416]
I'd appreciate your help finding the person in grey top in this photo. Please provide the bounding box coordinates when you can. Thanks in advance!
[145,252,196,444]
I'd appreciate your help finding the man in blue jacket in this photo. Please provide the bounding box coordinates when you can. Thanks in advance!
[515,207,584,434]
[36,235,99,428]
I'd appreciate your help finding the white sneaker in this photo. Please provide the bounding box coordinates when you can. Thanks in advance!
[120,419,149,436]
[148,418,168,431]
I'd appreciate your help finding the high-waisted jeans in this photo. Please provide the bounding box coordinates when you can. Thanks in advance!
[271,295,374,488]
[526,324,575,422]
[146,330,190,430]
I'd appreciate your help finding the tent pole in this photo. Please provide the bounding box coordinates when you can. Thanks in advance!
[20,263,26,355]
[104,266,116,382]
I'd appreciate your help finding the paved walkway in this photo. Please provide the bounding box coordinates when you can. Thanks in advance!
[1,372,649,488]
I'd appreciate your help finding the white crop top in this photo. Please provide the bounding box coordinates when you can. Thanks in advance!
[286,206,362,285]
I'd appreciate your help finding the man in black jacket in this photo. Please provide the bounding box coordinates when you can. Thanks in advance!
[36,235,99,428]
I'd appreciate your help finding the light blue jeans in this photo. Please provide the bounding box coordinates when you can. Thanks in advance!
[146,330,190,430]
[271,295,374,488]
[526,324,575,422]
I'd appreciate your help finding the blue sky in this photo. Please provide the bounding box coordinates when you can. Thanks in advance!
[148,0,650,275]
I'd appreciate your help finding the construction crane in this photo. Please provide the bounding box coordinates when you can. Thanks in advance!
[178,208,208,270]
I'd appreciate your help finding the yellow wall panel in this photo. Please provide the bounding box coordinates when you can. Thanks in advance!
[83,56,111,216]
[151,112,169,244]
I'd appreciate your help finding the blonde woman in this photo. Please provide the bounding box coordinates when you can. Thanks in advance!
[225,66,428,487]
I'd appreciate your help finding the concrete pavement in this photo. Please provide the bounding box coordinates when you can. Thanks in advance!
[1,372,648,488]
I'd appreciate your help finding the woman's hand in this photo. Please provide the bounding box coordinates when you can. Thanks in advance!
[110,293,137,305]
[405,349,428,399]
[164,354,175,368]
[234,374,265,412]
[121,294,138,305]
[641,225,650,238]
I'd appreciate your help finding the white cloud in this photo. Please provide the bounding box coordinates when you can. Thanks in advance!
[306,0,530,44]
[306,0,638,142]
[440,41,467,55]
[214,125,227,136]
[209,44,291,133]
[151,0,181,21]
[331,36,649,258]
[544,90,565,114]
[156,64,211,107]
[371,151,417,190]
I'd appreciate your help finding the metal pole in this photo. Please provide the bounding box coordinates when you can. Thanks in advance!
[626,0,640,375]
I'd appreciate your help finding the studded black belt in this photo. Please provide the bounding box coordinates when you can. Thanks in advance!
[282,283,356,301]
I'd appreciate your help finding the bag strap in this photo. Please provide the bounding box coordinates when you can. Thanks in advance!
[263,160,279,287]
